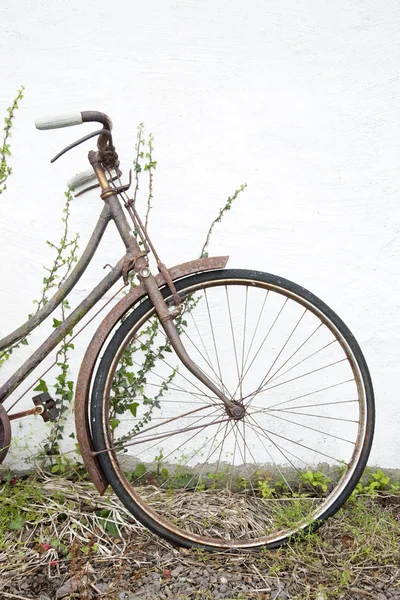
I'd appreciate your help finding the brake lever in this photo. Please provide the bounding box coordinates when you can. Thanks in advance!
[50,128,114,163]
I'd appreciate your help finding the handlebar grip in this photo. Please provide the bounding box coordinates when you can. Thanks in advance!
[67,169,97,190]
[35,112,83,130]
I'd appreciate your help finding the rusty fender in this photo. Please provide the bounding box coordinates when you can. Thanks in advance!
[75,256,229,493]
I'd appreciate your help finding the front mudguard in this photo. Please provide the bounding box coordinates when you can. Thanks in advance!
[74,256,229,493]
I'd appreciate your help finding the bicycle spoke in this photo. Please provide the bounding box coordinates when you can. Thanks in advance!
[149,406,223,468]
[247,407,356,445]
[247,358,348,406]
[228,420,240,492]
[213,419,233,478]
[158,416,229,491]
[204,288,225,390]
[240,286,249,384]
[120,404,214,441]
[104,414,230,453]
[225,286,242,397]
[244,414,295,493]
[182,323,227,393]
[232,422,258,497]
[266,408,358,423]
[92,273,372,549]
[241,289,269,374]
[234,297,289,398]
[250,398,359,414]
[190,419,231,492]
[127,353,216,404]
[259,379,355,411]
[251,308,307,401]
[245,414,330,496]
[113,385,210,402]
[264,336,336,387]
[250,425,343,463]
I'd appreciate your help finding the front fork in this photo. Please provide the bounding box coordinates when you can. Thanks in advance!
[91,153,243,419]
[139,268,244,419]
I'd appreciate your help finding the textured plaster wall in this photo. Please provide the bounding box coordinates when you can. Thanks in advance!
[1,0,400,468]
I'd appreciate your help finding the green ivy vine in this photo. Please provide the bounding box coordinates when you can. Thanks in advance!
[0,87,24,195]
[0,103,247,474]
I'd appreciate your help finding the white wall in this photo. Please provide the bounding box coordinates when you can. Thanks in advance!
[1,0,400,469]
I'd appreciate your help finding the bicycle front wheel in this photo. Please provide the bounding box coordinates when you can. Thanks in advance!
[90,269,374,550]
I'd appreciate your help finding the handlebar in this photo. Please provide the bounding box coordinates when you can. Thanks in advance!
[35,112,83,130]
[67,169,98,190]
[35,111,114,191]
[35,110,112,131]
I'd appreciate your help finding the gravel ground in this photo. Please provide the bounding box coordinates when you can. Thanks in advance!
[2,534,400,600]
[0,476,399,600]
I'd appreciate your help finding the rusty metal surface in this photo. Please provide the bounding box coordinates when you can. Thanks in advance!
[8,405,44,421]
[75,255,229,494]
[139,268,236,412]
[0,404,11,465]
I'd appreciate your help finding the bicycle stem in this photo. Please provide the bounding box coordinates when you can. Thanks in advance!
[89,152,242,418]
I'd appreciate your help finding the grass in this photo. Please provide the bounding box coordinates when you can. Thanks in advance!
[0,472,398,599]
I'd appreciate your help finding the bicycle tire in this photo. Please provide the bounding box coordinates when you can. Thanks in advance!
[90,269,374,550]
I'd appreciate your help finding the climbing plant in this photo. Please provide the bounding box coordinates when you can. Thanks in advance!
[0,99,247,472]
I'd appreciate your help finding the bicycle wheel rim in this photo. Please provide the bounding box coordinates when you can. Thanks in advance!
[91,269,374,550]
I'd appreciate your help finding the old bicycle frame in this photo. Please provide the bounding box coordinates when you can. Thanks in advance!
[0,110,374,551]
[0,110,229,490]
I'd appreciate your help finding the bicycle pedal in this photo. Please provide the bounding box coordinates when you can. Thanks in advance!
[32,392,59,422]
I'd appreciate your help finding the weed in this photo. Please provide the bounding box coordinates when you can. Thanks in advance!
[300,470,331,494]
[0,86,24,195]
[258,479,276,498]
[0,475,44,548]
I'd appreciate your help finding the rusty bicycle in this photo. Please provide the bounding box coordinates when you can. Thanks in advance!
[0,111,374,551]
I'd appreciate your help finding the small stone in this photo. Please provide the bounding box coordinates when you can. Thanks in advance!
[171,565,184,577]
[220,576,228,585]
[271,590,288,600]
[55,578,82,599]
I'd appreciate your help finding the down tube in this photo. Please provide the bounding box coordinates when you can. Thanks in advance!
[0,256,125,404]
[0,204,112,352]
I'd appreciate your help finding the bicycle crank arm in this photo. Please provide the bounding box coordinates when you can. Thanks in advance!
[8,393,59,422]
[8,405,45,421]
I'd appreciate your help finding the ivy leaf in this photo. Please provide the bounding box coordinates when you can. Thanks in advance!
[34,379,48,393]
[109,417,120,431]
[9,514,24,530]
[133,463,146,478]
[129,402,139,417]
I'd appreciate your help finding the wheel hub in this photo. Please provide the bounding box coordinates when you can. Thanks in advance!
[227,401,246,420]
